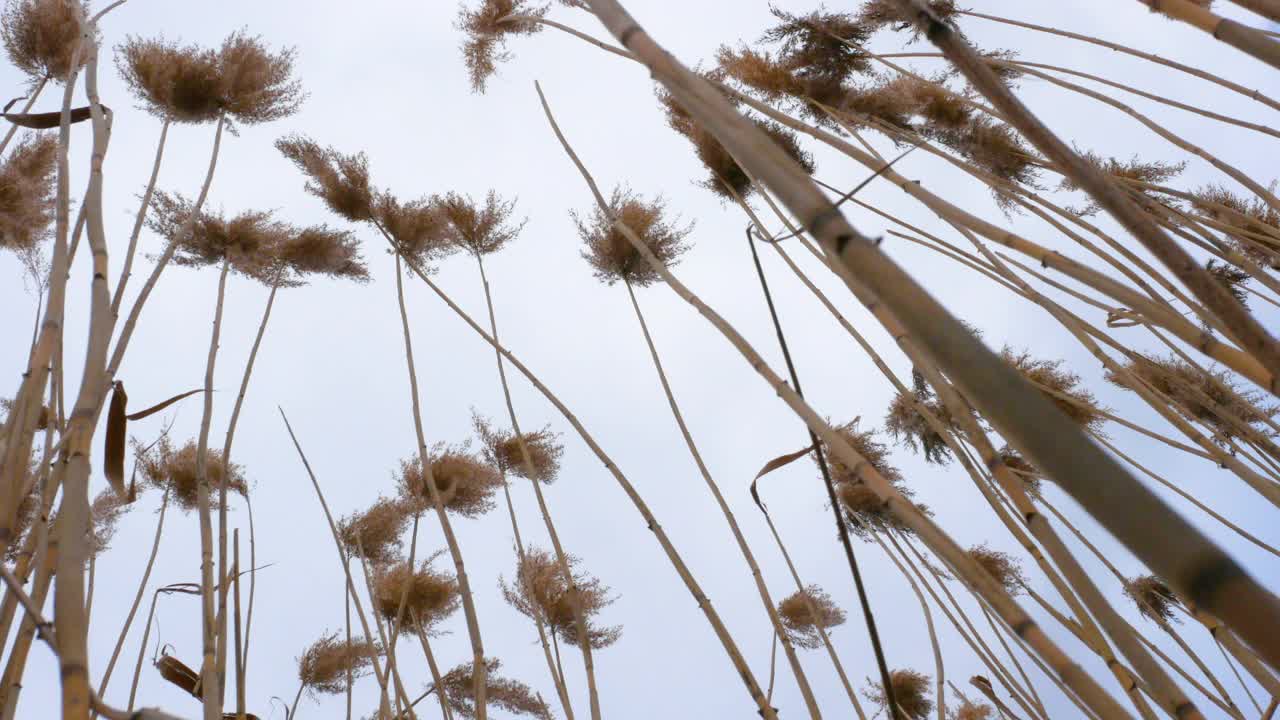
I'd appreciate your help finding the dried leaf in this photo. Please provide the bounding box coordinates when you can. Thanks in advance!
[125,388,204,421]
[155,652,201,699]
[3,104,106,128]
[103,381,127,498]
[748,444,815,513]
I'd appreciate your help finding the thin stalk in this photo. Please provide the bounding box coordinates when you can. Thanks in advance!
[0,77,45,156]
[93,491,169,705]
[194,257,232,720]
[111,117,170,318]
[473,254,593,720]
[879,531,947,720]
[411,612,453,720]
[126,591,157,713]
[346,558,353,720]
[387,250,486,719]
[233,531,245,720]
[622,277,822,719]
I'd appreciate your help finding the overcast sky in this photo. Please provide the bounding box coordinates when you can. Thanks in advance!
[3,1,1280,719]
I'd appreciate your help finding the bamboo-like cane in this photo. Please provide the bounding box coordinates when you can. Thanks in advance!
[1136,0,1280,70]
[233,532,245,720]
[876,530,947,720]
[535,62,1129,720]
[411,612,453,720]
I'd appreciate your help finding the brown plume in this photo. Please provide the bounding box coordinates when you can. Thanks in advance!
[2,0,87,82]
[297,631,378,695]
[0,132,55,260]
[575,185,693,287]
[457,0,546,93]
[778,585,846,649]
[865,668,935,720]
[439,189,526,257]
[137,436,247,513]
[372,554,460,633]
[439,657,552,719]
[501,546,621,650]
[338,496,411,565]
[398,444,504,519]
[474,412,564,483]
[276,134,375,223]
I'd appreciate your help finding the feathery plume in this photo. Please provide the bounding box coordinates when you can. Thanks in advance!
[574,185,692,287]
[1205,259,1251,307]
[0,132,56,262]
[966,544,1026,595]
[372,554,460,633]
[2,0,87,83]
[501,546,621,650]
[885,391,955,464]
[440,657,552,719]
[137,436,247,512]
[761,6,872,81]
[88,486,132,557]
[145,191,284,282]
[822,417,903,484]
[1109,355,1277,443]
[338,496,411,565]
[375,192,455,267]
[859,0,958,36]
[273,224,369,284]
[457,0,547,92]
[398,444,504,519]
[276,134,375,223]
[438,190,526,257]
[474,413,564,483]
[865,668,935,720]
[297,632,378,696]
[777,585,846,649]
[1002,347,1104,431]
[115,37,223,123]
[214,30,305,124]
[1125,575,1181,625]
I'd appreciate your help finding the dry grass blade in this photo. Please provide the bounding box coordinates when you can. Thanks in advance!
[3,104,99,127]
[103,381,128,496]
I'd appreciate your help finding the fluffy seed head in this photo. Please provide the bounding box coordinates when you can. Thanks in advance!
[778,585,846,649]
[214,30,305,124]
[823,418,902,485]
[967,544,1026,595]
[145,191,283,282]
[865,668,935,720]
[441,657,553,719]
[1002,347,1104,430]
[938,117,1040,187]
[137,436,247,513]
[2,0,87,82]
[276,134,375,223]
[716,46,804,101]
[1125,575,1180,625]
[1109,355,1276,444]
[885,391,955,464]
[501,546,621,650]
[761,7,872,82]
[438,190,526,257]
[398,445,503,519]
[116,37,222,123]
[837,481,920,539]
[0,132,56,263]
[1205,259,1251,307]
[297,632,378,695]
[273,224,369,284]
[950,694,994,720]
[89,486,131,557]
[859,0,958,36]
[373,554,460,632]
[474,413,563,483]
[375,192,455,268]
[575,186,693,287]
[998,446,1041,496]
[1190,183,1280,269]
[338,496,411,565]
[457,0,546,93]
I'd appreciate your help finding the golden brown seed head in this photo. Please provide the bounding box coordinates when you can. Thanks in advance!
[338,496,411,565]
[884,392,955,465]
[440,657,552,720]
[865,668,935,720]
[438,190,526,257]
[372,554,460,632]
[501,546,621,650]
[1125,575,1181,625]
[398,445,504,519]
[473,412,563,483]
[116,37,222,123]
[778,584,846,649]
[1002,347,1105,431]
[2,0,88,83]
[457,0,546,93]
[297,632,378,695]
[966,544,1026,595]
[1110,354,1277,444]
[575,185,693,287]
[137,436,247,513]
[214,30,305,124]
[276,134,376,223]
[0,132,56,263]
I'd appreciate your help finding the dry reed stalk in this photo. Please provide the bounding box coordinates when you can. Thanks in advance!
[1136,0,1280,69]
[535,59,1129,720]
[111,117,169,318]
[387,250,488,719]
[614,272,822,718]
[279,408,400,717]
[93,490,168,706]
[744,183,1168,716]
[954,9,1280,112]
[233,532,245,720]
[469,241,598,720]
[871,530,946,720]
[389,224,777,718]
[753,476,867,718]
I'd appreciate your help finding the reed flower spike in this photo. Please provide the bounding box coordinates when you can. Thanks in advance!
[374,192,456,267]
[777,585,846,650]
[575,185,692,287]
[474,412,564,483]
[398,444,504,518]
[440,657,553,720]
[1205,259,1251,308]
[214,30,305,124]
[272,224,370,285]
[858,0,958,37]
[337,496,411,564]
[501,546,621,650]
[2,0,87,83]
[822,417,903,484]
[1124,575,1181,625]
[138,436,247,512]
[276,134,376,223]
[88,486,133,557]
[1002,347,1105,431]
[457,0,547,92]
[439,189,526,257]
[1189,183,1280,269]
[865,668,935,720]
[297,632,378,696]
[373,554,460,633]
[885,390,955,464]
[145,191,286,283]
[966,544,1026,595]
[1109,355,1277,443]
[116,37,223,123]
[0,132,56,262]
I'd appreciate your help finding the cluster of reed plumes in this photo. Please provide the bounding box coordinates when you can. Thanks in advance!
[1,0,1280,718]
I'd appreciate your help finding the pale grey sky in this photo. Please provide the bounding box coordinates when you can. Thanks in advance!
[2,1,1280,719]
